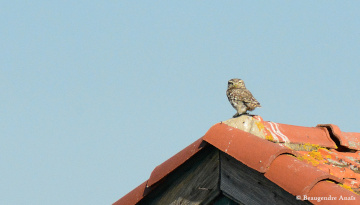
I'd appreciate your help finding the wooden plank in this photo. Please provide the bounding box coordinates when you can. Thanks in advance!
[220,152,312,205]
[138,146,220,205]
[212,195,243,205]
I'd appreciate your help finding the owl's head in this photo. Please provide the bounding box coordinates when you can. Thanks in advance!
[227,78,246,89]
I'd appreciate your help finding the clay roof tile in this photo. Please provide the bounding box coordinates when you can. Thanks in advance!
[307,180,360,204]
[113,181,148,205]
[317,124,360,151]
[264,155,342,196]
[114,116,360,204]
[203,123,295,173]
[261,121,337,148]
[147,137,206,187]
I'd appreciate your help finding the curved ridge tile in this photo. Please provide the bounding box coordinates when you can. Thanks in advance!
[261,121,337,148]
[264,155,342,196]
[147,137,206,187]
[318,124,360,150]
[113,181,147,205]
[203,123,295,173]
[307,180,360,204]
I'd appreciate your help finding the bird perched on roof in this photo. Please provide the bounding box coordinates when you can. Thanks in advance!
[226,78,261,117]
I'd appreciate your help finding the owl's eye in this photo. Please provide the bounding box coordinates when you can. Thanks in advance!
[228,82,232,85]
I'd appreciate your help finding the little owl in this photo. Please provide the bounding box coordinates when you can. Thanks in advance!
[226,78,261,117]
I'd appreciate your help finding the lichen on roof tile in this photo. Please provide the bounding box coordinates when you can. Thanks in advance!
[317,124,360,151]
[114,115,360,204]
[220,115,360,195]
[221,115,268,140]
[203,122,295,173]
[265,154,342,196]
[223,115,338,149]
[307,180,360,204]
[294,146,360,195]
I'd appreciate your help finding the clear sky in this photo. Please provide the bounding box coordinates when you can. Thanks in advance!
[1,1,360,205]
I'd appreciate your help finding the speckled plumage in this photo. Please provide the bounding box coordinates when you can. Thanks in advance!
[226,78,261,117]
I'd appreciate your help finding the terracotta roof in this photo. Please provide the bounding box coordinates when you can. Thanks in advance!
[113,115,360,205]
[147,137,206,187]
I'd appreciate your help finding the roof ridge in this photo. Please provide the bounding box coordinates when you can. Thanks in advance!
[203,123,296,173]
[114,116,360,204]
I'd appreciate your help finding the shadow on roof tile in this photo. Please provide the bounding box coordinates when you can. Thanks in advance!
[203,123,295,173]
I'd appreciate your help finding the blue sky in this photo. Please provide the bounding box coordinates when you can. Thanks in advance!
[1,2,360,204]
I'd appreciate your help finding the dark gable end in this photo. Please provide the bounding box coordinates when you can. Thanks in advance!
[137,145,310,205]
[137,144,220,204]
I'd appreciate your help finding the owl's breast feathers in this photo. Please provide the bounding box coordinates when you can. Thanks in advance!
[227,88,261,110]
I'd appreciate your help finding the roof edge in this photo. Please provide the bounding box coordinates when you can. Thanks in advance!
[147,137,206,187]
[113,180,148,205]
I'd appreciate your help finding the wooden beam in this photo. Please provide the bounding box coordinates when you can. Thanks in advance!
[220,152,311,205]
